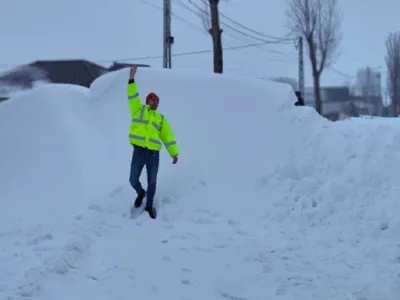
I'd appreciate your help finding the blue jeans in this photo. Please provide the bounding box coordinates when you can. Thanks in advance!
[129,145,160,207]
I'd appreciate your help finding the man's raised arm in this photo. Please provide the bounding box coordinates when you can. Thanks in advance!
[127,65,142,117]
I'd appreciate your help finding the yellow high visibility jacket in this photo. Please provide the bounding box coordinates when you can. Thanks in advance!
[127,80,179,157]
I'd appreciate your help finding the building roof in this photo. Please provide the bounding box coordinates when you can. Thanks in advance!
[0,60,152,95]
[0,59,109,90]
[29,59,108,87]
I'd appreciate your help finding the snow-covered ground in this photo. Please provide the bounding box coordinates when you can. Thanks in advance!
[1,67,399,300]
[345,115,400,128]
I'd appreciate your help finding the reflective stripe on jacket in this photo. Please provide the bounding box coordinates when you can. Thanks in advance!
[127,81,179,157]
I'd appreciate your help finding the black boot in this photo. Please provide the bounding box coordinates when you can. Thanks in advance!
[134,190,146,208]
[145,205,157,219]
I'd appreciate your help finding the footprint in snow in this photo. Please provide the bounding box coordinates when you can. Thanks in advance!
[26,232,53,246]
[108,186,123,198]
[181,279,191,285]
[161,255,170,261]
[182,268,193,273]
[191,180,207,190]
[88,204,103,212]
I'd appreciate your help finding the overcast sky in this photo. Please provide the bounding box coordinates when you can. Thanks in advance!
[0,0,398,87]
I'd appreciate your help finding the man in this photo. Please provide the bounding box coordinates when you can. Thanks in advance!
[127,65,179,219]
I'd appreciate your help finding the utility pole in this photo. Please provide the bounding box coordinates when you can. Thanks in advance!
[366,66,371,114]
[209,0,223,73]
[163,0,173,68]
[298,36,305,96]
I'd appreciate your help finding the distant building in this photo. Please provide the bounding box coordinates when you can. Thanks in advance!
[304,86,351,114]
[354,67,382,97]
[304,85,383,118]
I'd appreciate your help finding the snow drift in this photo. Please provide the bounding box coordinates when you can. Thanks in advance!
[0,67,399,300]
[0,83,120,226]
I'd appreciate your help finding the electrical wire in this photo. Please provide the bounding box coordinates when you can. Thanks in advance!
[0,1,298,68]
[95,41,292,63]
[328,67,355,79]
[142,0,297,62]
[140,0,206,35]
[197,0,292,42]
[181,0,294,44]
[0,38,297,68]
[171,0,297,60]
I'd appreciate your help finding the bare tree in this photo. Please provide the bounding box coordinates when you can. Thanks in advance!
[197,0,223,73]
[285,0,342,114]
[199,1,211,33]
[385,31,400,117]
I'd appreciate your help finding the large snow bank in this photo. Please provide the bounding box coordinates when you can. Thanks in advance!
[1,66,399,300]
[89,67,299,194]
[0,82,136,298]
[0,84,124,226]
[260,115,400,298]
[0,68,295,299]
[273,118,400,239]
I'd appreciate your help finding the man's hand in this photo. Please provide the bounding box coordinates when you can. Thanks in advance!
[172,156,178,164]
[129,65,138,80]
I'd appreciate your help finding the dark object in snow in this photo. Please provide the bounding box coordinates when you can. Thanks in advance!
[294,90,305,106]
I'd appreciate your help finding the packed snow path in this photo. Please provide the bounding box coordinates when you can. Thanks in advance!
[1,68,399,299]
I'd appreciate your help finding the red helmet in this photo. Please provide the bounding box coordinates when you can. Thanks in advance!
[146,92,159,104]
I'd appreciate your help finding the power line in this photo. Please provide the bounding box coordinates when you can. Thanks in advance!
[97,41,286,63]
[185,0,293,44]
[141,0,205,35]
[170,0,296,61]
[218,10,292,42]
[328,67,355,79]
[0,41,295,68]
[0,1,297,68]
[142,0,247,56]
